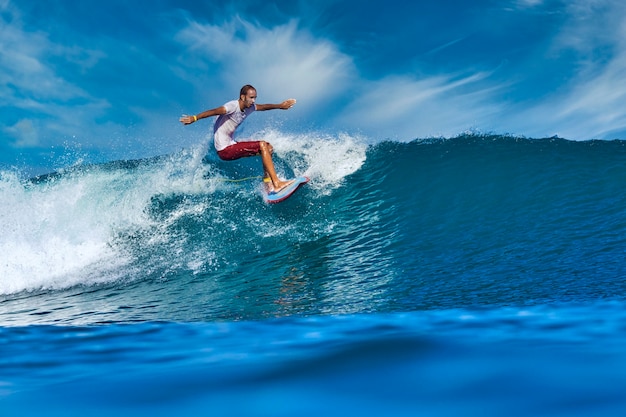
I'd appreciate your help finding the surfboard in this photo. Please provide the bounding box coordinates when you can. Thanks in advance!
[263,176,309,204]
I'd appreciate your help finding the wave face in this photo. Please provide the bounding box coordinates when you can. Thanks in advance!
[2,134,626,324]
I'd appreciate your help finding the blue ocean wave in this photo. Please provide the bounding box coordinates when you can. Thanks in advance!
[1,134,626,319]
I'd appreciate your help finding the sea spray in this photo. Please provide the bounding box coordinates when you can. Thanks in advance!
[0,132,368,295]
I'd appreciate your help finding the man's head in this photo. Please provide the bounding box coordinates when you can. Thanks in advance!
[239,84,257,109]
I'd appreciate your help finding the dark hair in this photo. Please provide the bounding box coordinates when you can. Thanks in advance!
[240,84,256,98]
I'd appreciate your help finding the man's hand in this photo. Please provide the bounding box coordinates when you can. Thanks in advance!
[179,115,197,125]
[280,99,297,110]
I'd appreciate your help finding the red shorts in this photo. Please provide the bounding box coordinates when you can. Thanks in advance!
[217,141,262,161]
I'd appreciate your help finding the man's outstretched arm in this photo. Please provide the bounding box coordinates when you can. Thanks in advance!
[179,106,228,125]
[256,99,297,111]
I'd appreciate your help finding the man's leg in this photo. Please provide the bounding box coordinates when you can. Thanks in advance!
[259,141,293,192]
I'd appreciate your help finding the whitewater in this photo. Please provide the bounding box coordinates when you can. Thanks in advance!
[1,132,626,416]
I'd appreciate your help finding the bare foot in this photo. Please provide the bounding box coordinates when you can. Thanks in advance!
[268,179,295,194]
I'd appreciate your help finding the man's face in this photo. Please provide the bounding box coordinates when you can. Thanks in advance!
[241,89,257,108]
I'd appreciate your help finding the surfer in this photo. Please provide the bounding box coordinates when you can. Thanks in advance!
[180,84,296,193]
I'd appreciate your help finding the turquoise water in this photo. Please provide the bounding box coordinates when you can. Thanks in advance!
[1,134,626,415]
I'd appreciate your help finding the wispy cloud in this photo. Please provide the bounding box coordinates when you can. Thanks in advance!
[426,37,468,56]
[510,0,545,9]
[335,71,503,140]
[4,119,38,148]
[506,0,626,139]
[175,18,356,113]
[0,1,110,148]
[553,0,626,138]
[348,0,626,141]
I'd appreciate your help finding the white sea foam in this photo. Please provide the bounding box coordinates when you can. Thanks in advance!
[0,132,367,295]
[254,129,368,191]
[0,145,213,295]
[0,171,123,294]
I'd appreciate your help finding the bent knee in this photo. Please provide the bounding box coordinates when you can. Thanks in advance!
[260,141,273,153]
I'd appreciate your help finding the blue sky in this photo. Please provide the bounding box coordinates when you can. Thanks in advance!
[2,0,626,173]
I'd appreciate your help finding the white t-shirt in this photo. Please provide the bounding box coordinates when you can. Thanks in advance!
[213,100,256,151]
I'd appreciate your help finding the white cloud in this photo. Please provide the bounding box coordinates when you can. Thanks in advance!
[509,0,626,139]
[3,119,39,147]
[334,72,503,140]
[0,1,111,148]
[0,5,85,103]
[175,18,356,112]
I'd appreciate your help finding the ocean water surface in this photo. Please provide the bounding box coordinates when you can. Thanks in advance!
[1,133,626,416]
